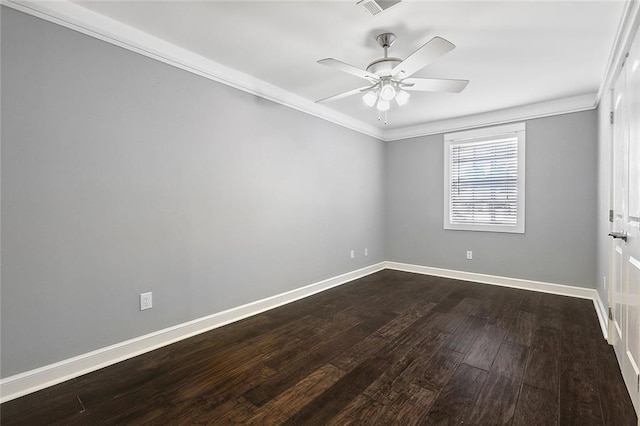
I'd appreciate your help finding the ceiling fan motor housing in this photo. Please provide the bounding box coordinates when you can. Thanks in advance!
[366,57,402,77]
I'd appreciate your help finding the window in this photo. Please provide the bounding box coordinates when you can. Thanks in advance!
[444,122,525,233]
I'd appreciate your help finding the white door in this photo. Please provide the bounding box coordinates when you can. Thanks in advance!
[610,24,640,418]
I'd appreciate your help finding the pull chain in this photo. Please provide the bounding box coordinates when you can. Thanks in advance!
[377,109,389,124]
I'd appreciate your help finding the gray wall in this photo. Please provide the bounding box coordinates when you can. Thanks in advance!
[386,110,598,288]
[0,8,386,377]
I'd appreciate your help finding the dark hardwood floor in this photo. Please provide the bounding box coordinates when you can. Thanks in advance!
[1,270,637,425]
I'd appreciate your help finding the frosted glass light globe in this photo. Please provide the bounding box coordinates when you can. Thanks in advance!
[379,83,396,101]
[362,90,378,107]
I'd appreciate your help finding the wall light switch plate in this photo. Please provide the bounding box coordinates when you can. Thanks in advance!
[140,292,152,311]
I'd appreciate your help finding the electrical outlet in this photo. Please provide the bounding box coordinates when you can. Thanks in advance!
[364,248,368,256]
[466,250,473,260]
[603,276,607,290]
[350,249,355,259]
[140,292,152,311]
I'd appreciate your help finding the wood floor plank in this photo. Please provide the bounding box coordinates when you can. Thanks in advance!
[80,312,326,411]
[0,380,83,426]
[452,297,482,316]
[559,362,605,426]
[249,363,345,424]
[536,303,563,331]
[433,291,464,314]
[467,370,521,425]
[512,385,559,426]
[324,394,388,426]
[422,364,488,425]
[463,323,507,371]
[518,291,542,314]
[428,310,466,334]
[331,302,435,372]
[373,301,436,340]
[444,314,487,353]
[409,347,464,391]
[467,339,529,425]
[244,310,394,407]
[76,390,173,425]
[589,336,638,426]
[488,290,524,329]
[156,395,257,425]
[506,310,537,347]
[364,330,448,403]
[374,311,449,363]
[472,285,500,319]
[329,382,436,425]
[330,334,389,372]
[491,340,528,379]
[362,349,423,403]
[559,320,605,426]
[262,311,365,370]
[281,356,391,425]
[201,365,280,409]
[388,383,437,425]
[523,326,560,392]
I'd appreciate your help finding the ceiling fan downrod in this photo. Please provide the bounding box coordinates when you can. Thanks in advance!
[376,32,396,59]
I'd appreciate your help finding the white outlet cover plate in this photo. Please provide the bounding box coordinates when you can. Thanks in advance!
[140,292,152,311]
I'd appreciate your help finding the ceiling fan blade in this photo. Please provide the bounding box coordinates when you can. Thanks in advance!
[315,86,374,103]
[318,58,380,82]
[401,77,469,93]
[391,36,455,78]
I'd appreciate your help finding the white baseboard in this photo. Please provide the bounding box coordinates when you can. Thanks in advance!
[0,262,385,403]
[1,261,606,403]
[594,291,609,341]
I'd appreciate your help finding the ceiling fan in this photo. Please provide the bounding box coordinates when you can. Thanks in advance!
[316,32,469,123]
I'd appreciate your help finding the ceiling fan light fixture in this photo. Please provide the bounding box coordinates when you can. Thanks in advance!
[315,32,468,124]
[395,89,410,106]
[379,82,396,101]
[376,99,390,111]
[362,90,378,107]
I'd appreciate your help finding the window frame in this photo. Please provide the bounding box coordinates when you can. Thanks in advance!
[443,122,526,234]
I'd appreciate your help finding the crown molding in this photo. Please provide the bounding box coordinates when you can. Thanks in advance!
[382,93,597,141]
[1,0,384,140]
[1,0,630,142]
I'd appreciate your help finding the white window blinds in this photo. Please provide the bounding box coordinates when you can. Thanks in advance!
[450,137,518,226]
[444,123,525,233]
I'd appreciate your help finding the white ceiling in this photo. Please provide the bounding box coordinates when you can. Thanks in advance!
[65,0,625,136]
